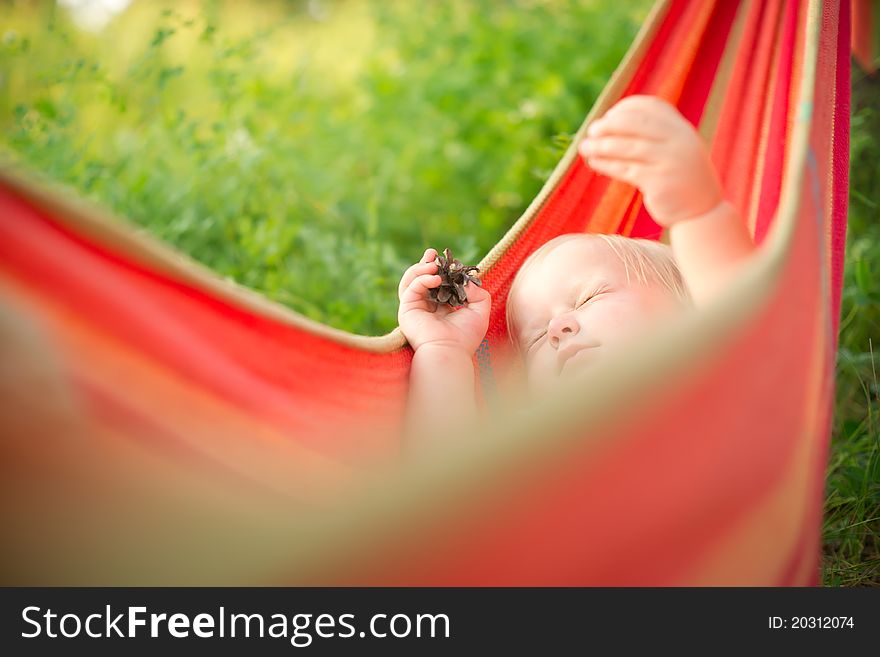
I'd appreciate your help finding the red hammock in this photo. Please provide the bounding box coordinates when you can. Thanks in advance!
[0,0,851,584]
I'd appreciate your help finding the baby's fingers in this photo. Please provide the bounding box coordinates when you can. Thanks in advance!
[586,156,644,186]
[464,282,491,314]
[579,135,657,163]
[587,112,665,143]
[587,96,678,141]
[400,273,442,306]
[398,260,438,300]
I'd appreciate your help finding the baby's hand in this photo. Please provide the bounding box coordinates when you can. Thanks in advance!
[579,95,723,227]
[398,248,491,355]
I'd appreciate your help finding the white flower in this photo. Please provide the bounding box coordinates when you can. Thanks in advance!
[57,0,132,32]
[519,99,540,119]
[225,127,258,158]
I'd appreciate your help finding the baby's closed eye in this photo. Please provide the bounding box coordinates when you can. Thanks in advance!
[523,287,610,352]
[577,284,611,306]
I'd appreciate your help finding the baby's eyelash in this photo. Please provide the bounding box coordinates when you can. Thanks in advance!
[576,285,609,307]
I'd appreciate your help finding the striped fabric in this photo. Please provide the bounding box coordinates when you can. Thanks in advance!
[0,0,850,584]
[852,0,879,72]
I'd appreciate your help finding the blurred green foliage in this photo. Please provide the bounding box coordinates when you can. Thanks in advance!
[0,0,648,334]
[0,0,876,585]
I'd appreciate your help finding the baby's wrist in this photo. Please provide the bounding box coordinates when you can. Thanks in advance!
[414,341,474,360]
[668,199,732,228]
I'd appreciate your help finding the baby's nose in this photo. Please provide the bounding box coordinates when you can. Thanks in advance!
[548,313,580,348]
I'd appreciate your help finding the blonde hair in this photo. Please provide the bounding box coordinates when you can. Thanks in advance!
[505,233,690,348]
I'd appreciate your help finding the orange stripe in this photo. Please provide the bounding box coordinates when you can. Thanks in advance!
[650,0,718,101]
[713,0,784,221]
[744,5,785,236]
[709,0,765,174]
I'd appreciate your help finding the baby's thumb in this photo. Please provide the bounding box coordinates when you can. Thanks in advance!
[466,282,491,305]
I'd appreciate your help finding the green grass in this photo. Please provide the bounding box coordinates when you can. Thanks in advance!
[1,0,877,585]
[821,70,880,587]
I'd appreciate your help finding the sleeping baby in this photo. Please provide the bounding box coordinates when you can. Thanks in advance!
[397,95,756,442]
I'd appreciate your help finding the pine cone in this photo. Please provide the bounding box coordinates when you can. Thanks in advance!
[428,247,481,307]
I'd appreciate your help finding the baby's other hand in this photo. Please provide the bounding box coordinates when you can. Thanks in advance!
[578,95,723,226]
[398,248,491,355]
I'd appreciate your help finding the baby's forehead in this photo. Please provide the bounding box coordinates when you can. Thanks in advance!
[508,237,616,328]
[516,237,614,288]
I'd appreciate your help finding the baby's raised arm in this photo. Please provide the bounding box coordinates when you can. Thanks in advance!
[579,95,755,304]
[398,248,491,451]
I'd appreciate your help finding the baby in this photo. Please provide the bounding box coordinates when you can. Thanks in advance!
[398,96,756,438]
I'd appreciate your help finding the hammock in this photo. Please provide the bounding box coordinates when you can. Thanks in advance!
[0,0,852,585]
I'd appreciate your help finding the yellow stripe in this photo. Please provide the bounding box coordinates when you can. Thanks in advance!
[698,0,753,142]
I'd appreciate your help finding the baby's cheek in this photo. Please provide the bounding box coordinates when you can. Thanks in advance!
[526,350,557,392]
[591,295,657,340]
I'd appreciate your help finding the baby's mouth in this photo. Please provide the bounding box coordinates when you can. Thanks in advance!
[559,345,600,375]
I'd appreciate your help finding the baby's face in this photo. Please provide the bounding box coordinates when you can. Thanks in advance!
[508,238,679,392]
